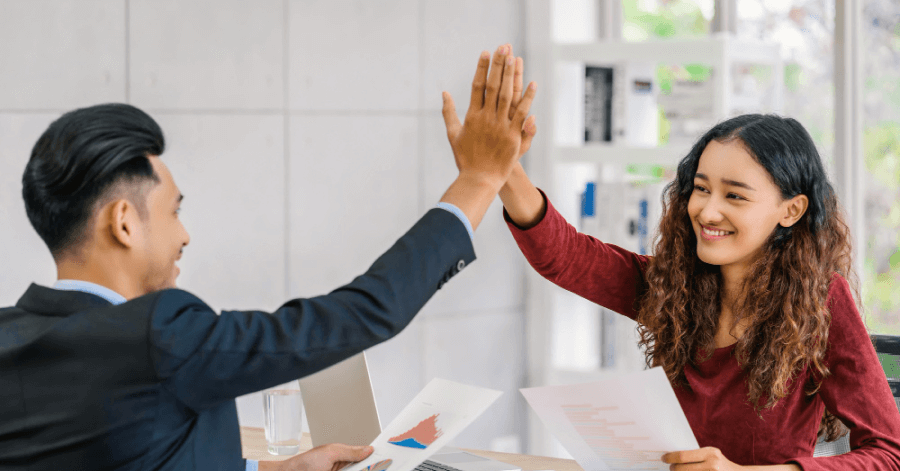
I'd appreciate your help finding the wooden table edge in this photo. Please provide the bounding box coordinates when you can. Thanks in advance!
[239,426,582,471]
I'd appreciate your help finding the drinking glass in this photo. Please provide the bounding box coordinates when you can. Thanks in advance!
[263,389,303,455]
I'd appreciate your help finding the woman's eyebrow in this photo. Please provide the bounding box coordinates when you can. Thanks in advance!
[694,173,756,191]
[722,179,756,191]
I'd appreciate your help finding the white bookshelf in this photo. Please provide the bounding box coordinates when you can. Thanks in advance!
[550,35,784,166]
[522,0,785,457]
[556,141,694,166]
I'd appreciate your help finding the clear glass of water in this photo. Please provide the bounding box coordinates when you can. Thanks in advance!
[263,389,303,455]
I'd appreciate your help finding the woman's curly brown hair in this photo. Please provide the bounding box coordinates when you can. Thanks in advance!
[636,114,858,442]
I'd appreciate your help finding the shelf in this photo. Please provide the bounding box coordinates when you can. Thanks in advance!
[553,35,782,67]
[555,142,693,166]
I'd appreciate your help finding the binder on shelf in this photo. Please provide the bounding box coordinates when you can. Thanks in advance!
[582,62,658,147]
[584,66,613,143]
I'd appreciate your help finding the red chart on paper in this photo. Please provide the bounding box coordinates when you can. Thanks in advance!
[388,414,443,449]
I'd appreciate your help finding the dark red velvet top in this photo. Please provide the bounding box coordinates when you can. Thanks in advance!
[504,192,900,470]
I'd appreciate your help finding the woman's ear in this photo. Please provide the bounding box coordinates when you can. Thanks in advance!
[780,194,809,228]
[108,199,139,249]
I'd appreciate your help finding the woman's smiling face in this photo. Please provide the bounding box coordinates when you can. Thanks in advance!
[687,139,806,275]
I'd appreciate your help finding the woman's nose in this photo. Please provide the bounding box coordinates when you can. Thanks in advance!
[698,196,725,224]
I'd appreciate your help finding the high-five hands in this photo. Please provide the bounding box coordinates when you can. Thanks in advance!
[441,44,537,189]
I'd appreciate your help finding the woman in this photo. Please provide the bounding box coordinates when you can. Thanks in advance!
[491,108,900,469]
[436,48,900,467]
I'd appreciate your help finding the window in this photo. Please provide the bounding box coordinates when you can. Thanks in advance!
[623,0,714,41]
[862,0,900,333]
[737,0,835,161]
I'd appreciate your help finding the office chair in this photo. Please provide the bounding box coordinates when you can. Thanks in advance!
[813,334,900,457]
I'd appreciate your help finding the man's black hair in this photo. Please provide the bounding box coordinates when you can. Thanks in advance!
[22,103,165,258]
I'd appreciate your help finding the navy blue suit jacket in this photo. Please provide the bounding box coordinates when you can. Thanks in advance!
[0,208,475,470]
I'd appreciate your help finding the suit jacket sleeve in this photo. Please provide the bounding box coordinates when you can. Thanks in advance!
[147,208,476,411]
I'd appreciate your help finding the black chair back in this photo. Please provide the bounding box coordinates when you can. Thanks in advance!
[871,334,900,410]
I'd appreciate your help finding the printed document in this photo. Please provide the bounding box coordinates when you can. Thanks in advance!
[342,378,502,471]
[521,367,698,470]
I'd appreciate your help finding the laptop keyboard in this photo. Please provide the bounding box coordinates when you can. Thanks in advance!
[415,460,463,471]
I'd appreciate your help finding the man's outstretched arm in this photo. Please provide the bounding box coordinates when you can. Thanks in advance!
[150,45,537,410]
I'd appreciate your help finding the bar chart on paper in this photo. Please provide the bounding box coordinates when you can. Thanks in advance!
[562,404,665,469]
[521,368,698,471]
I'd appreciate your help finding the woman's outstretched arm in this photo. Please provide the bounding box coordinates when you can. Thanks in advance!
[499,162,546,229]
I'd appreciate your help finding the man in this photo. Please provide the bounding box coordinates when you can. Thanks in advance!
[0,44,536,471]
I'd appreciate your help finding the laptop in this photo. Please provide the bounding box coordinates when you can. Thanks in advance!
[298,353,521,471]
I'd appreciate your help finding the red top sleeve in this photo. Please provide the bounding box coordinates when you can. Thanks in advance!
[503,189,650,320]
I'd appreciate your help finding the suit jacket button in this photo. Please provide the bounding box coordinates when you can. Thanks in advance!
[457,260,466,271]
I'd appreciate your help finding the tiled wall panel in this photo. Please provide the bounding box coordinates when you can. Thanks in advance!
[0,1,126,109]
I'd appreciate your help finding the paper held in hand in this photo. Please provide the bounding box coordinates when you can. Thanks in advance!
[341,378,502,471]
[521,367,698,471]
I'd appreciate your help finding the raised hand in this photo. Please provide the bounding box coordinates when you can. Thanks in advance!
[441,44,536,189]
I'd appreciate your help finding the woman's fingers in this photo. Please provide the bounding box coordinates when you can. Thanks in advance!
[469,51,491,111]
[661,447,727,470]
[483,44,509,112]
[519,115,537,156]
[512,82,537,129]
[509,57,524,120]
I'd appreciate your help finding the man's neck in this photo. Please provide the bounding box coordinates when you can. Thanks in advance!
[56,256,141,300]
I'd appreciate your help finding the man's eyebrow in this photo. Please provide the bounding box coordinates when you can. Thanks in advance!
[694,173,756,191]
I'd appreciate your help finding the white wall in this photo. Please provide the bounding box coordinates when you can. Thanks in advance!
[0,0,528,453]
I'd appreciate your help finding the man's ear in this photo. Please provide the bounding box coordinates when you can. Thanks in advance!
[780,194,809,228]
[108,199,140,249]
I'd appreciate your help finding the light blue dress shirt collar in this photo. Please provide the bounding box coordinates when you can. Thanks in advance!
[52,279,127,306]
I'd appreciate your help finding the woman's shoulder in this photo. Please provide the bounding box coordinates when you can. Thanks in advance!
[826,272,857,319]
[824,272,868,352]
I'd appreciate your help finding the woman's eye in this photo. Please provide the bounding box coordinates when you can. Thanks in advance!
[727,193,745,200]
[693,184,708,193]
